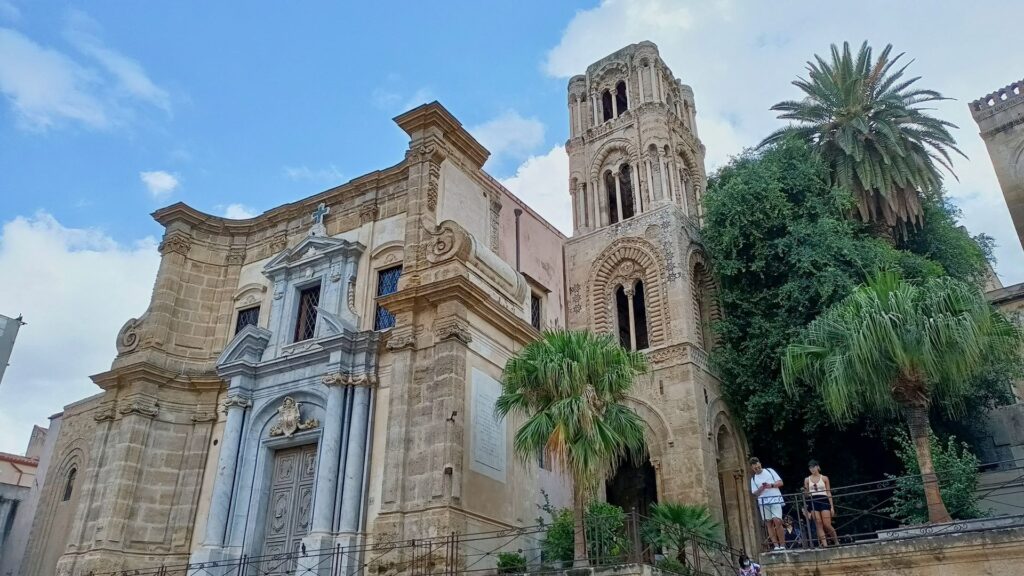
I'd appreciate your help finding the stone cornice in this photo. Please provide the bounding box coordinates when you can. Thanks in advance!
[379,274,537,347]
[394,102,490,169]
[91,361,223,393]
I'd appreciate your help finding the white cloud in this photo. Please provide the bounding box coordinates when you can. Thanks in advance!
[539,0,1024,283]
[283,165,344,184]
[139,170,179,200]
[470,110,546,168]
[0,27,108,130]
[64,10,170,113]
[0,212,159,453]
[0,12,168,131]
[222,203,258,219]
[372,85,435,113]
[501,145,572,236]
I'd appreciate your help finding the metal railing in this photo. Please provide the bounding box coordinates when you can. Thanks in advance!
[753,457,1024,552]
[80,510,750,576]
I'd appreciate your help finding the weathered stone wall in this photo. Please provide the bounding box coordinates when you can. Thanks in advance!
[971,79,1024,252]
[761,526,1024,576]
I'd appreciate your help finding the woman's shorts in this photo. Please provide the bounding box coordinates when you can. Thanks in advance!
[809,496,831,512]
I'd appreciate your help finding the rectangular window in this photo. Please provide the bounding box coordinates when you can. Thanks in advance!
[530,293,542,331]
[234,306,260,335]
[294,285,321,342]
[374,266,402,330]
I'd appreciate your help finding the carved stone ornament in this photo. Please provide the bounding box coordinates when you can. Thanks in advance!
[269,232,288,254]
[647,344,685,366]
[269,397,320,438]
[226,249,246,266]
[220,394,252,413]
[385,328,416,351]
[118,399,159,418]
[93,401,117,422]
[158,231,192,256]
[321,372,378,387]
[360,202,379,224]
[434,317,472,344]
[116,317,142,354]
[426,162,441,212]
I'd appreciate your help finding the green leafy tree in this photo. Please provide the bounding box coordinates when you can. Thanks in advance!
[761,41,964,237]
[886,432,984,525]
[782,271,1020,523]
[703,139,1010,489]
[496,330,648,566]
[641,503,721,567]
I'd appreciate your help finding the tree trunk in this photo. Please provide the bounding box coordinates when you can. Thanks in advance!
[573,492,589,567]
[905,402,953,524]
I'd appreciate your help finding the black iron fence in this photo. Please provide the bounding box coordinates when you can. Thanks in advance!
[81,511,749,576]
[753,457,1024,552]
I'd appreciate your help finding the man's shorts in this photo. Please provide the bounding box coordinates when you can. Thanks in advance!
[759,503,783,520]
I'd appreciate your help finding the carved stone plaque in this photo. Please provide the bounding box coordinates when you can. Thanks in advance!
[470,368,507,483]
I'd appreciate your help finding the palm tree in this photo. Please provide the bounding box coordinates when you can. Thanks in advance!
[760,41,964,237]
[641,503,722,567]
[495,330,648,566]
[782,271,1020,523]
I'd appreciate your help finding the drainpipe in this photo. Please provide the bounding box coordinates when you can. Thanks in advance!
[513,209,523,272]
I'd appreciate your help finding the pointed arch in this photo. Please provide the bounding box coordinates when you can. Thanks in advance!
[590,238,670,347]
[688,250,721,350]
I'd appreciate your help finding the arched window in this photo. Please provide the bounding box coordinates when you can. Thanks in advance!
[615,280,650,351]
[62,467,77,502]
[616,81,629,114]
[616,286,631,349]
[602,90,614,122]
[604,170,619,224]
[692,262,716,349]
[619,165,635,219]
[633,280,650,350]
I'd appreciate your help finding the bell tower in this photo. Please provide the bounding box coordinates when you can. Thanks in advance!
[563,42,756,551]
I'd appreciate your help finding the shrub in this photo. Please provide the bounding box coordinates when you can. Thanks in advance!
[655,557,690,575]
[886,432,985,524]
[496,551,527,574]
[540,501,630,566]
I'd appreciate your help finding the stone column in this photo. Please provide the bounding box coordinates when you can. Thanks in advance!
[592,179,601,228]
[614,170,624,223]
[204,393,250,547]
[625,286,637,350]
[612,91,619,118]
[630,161,638,213]
[310,381,346,533]
[339,386,372,532]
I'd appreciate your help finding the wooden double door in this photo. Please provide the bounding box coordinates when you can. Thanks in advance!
[261,443,317,567]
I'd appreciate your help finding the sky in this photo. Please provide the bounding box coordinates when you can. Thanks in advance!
[1,1,1022,453]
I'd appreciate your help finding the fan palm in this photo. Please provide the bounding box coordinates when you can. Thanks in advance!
[495,330,648,566]
[760,41,964,237]
[641,503,722,567]
[782,271,1020,523]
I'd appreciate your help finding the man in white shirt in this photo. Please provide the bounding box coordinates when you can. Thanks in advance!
[749,456,786,551]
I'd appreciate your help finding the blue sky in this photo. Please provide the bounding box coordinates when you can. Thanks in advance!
[2,0,1023,453]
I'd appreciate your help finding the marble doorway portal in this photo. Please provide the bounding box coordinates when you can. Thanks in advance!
[262,444,317,564]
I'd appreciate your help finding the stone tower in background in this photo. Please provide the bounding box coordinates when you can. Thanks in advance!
[971,78,1024,250]
[562,42,756,552]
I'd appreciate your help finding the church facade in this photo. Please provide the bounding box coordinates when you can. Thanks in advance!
[21,43,753,576]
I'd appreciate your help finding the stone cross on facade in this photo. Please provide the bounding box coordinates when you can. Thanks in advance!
[309,202,330,237]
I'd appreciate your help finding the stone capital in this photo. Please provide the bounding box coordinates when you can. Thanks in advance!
[118,399,159,419]
[158,231,192,256]
[220,394,252,413]
[321,372,378,388]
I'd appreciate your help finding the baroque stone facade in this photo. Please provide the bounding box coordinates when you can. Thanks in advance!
[21,42,754,575]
